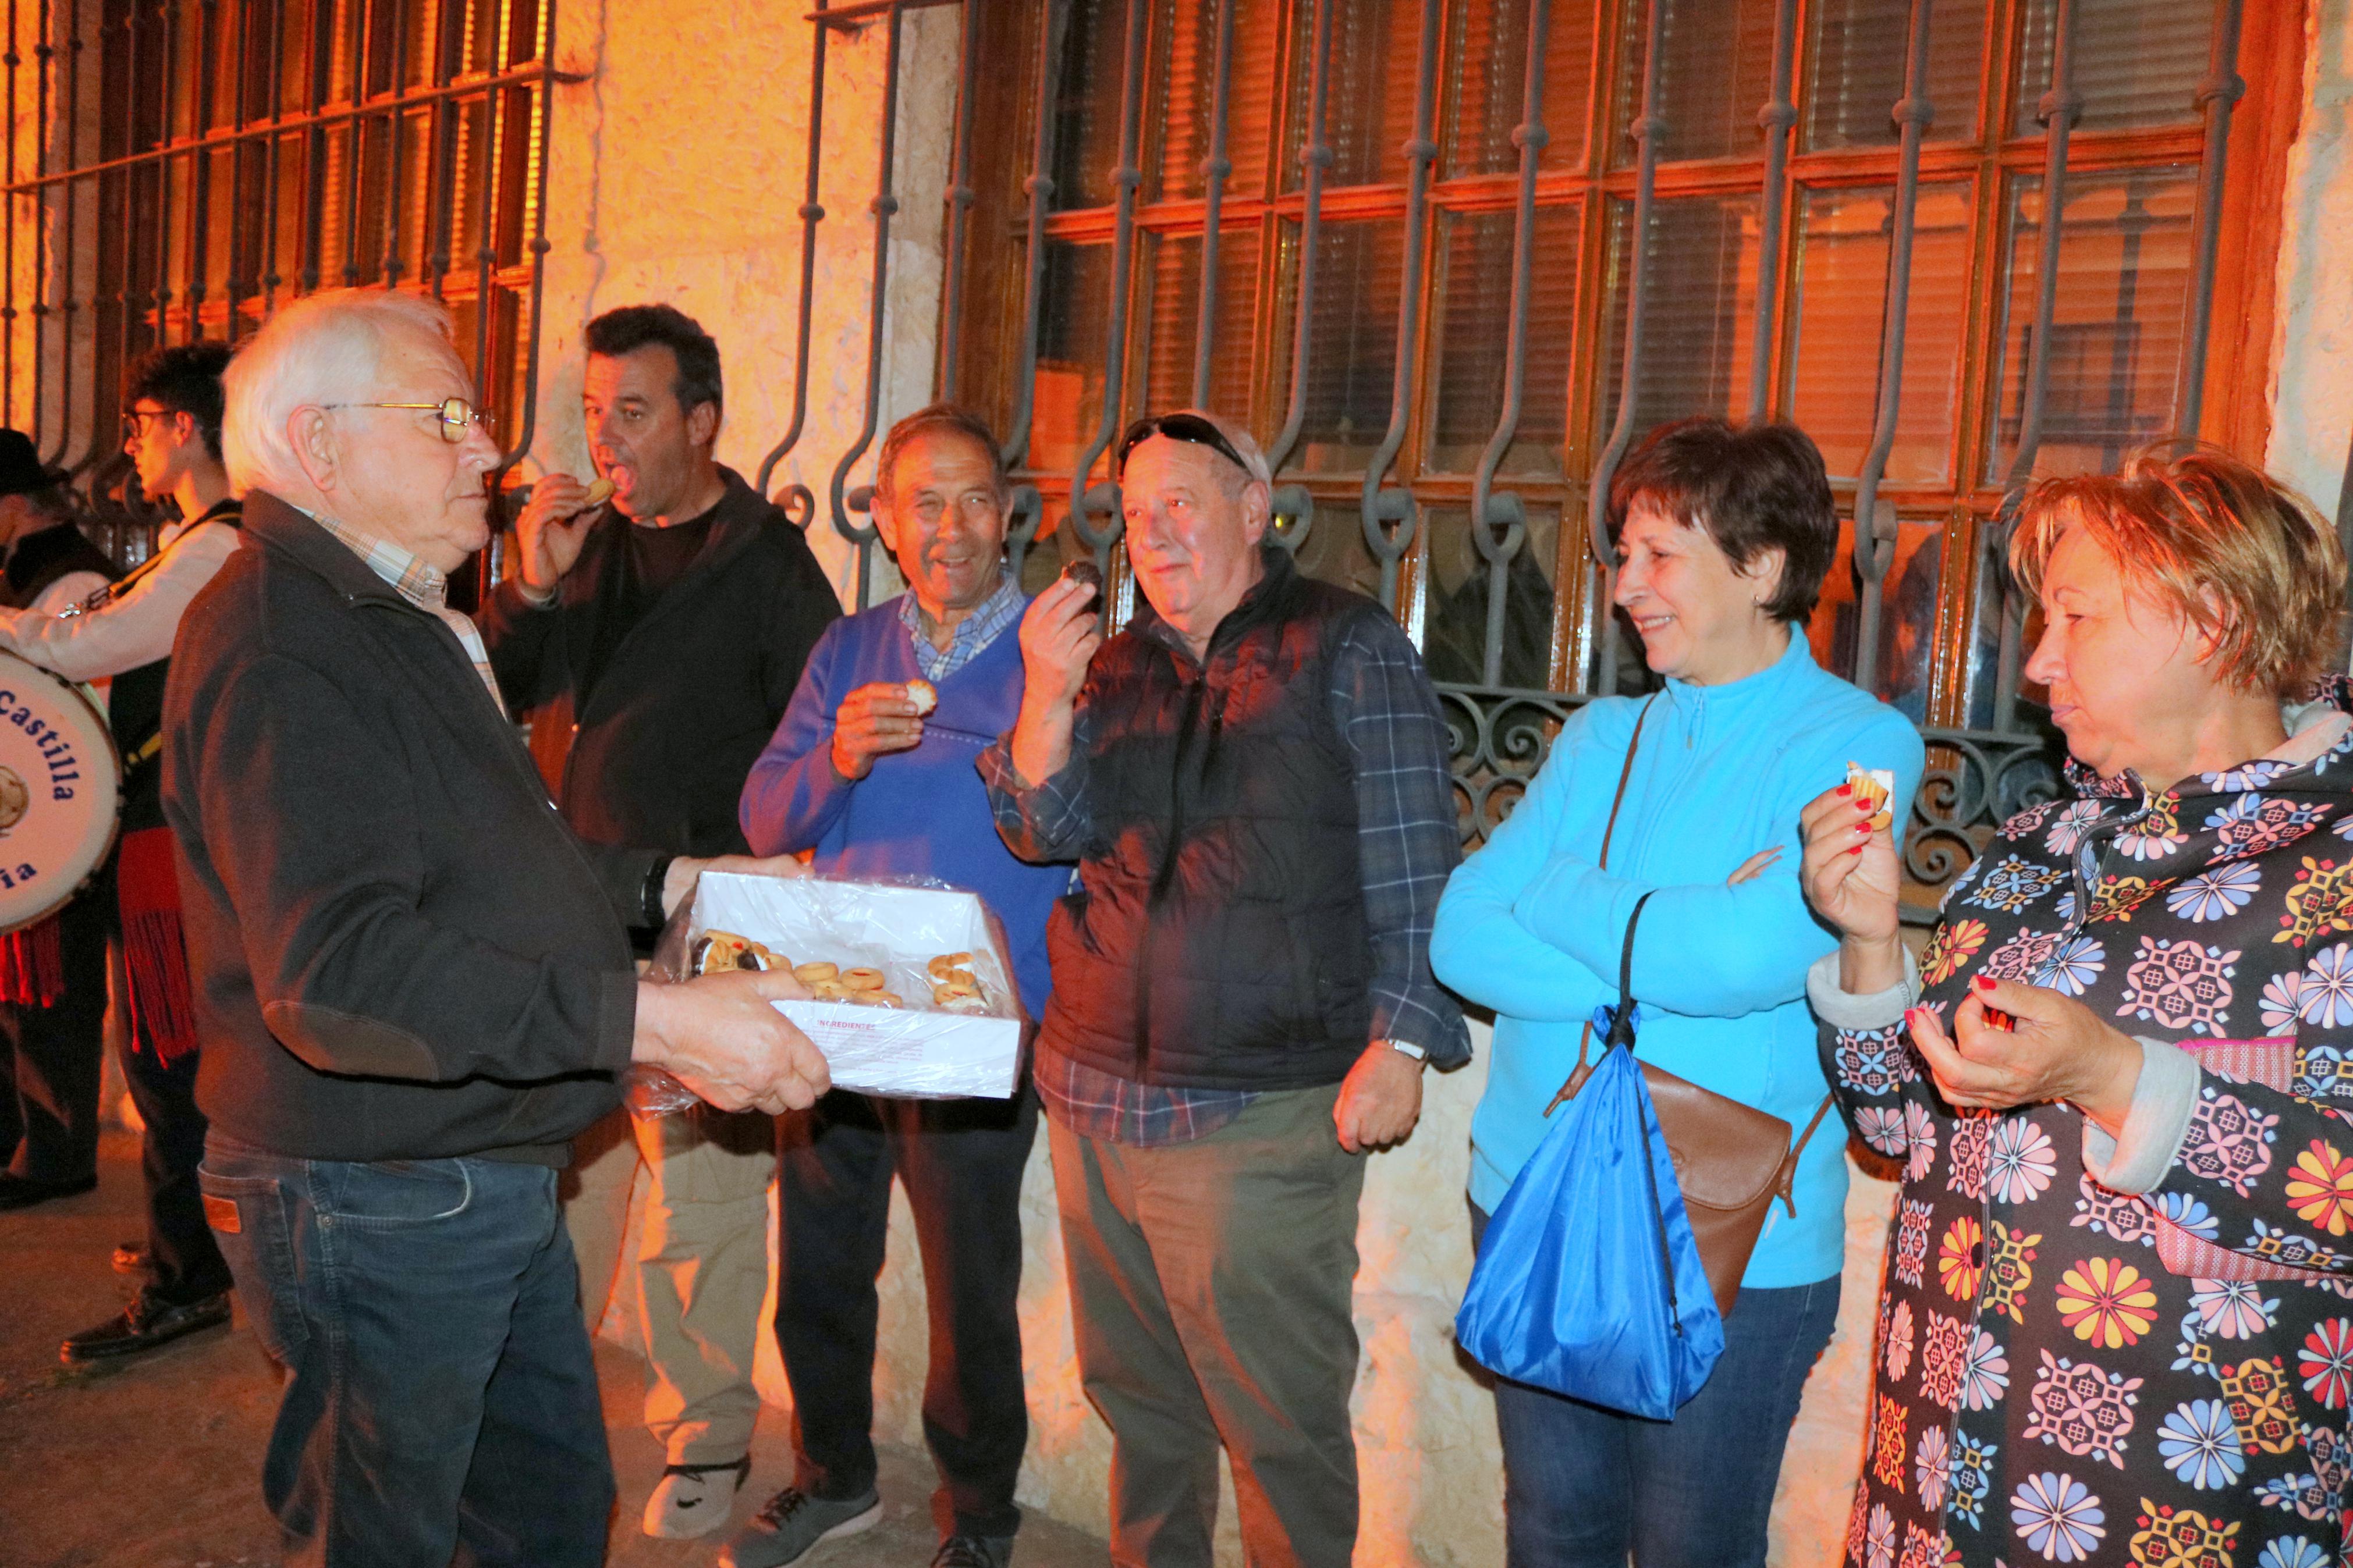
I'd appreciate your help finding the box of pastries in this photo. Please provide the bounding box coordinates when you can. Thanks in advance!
[672,870,1024,1100]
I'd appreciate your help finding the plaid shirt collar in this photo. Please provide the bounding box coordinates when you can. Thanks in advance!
[303,508,453,611]
[897,570,1025,684]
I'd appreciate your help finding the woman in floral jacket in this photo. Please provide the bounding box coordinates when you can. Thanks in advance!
[1801,447,2353,1568]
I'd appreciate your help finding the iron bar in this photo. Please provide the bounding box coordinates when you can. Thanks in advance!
[751,0,826,522]
[1586,0,1665,697]
[1064,0,1151,580]
[186,0,217,342]
[1745,0,1798,423]
[4,0,18,418]
[258,0,286,311]
[1358,0,1441,614]
[151,0,178,359]
[2173,0,2243,440]
[1264,0,1335,542]
[471,0,509,386]
[297,0,333,291]
[1845,0,1936,694]
[1992,0,2079,734]
[341,0,371,286]
[489,0,556,482]
[806,0,957,24]
[425,0,464,300]
[935,0,978,399]
[0,55,566,197]
[825,0,907,609]
[995,0,1066,581]
[379,0,413,286]
[1188,0,1234,408]
[222,0,247,338]
[111,0,138,449]
[49,0,80,466]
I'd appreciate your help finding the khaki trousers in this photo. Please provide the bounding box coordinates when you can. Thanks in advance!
[562,1101,776,1464]
[1048,1082,1366,1568]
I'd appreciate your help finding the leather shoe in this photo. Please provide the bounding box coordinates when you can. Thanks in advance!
[0,1171,97,1211]
[62,1290,231,1364]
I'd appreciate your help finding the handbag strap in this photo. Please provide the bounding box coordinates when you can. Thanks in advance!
[1544,698,1658,1114]
[1541,695,1839,1178]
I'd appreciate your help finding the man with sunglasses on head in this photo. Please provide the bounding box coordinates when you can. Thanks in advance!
[476,301,839,1540]
[982,408,1470,1568]
[0,344,249,1363]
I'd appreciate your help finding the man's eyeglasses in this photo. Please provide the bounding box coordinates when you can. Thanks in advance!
[322,396,496,444]
[120,407,175,442]
[1115,413,1257,482]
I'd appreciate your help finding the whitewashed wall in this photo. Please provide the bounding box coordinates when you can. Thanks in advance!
[548,2,2353,1562]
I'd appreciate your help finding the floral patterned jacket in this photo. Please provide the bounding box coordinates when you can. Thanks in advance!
[1825,684,2353,1568]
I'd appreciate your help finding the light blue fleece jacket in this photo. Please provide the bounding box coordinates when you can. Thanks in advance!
[1432,632,1923,1288]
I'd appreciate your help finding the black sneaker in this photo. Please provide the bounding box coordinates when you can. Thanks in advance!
[61,1289,231,1363]
[931,1535,1014,1568]
[719,1485,883,1568]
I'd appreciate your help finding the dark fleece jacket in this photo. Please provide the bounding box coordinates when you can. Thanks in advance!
[476,465,840,856]
[163,491,655,1166]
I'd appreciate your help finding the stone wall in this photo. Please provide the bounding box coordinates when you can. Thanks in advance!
[536,2,2347,1563]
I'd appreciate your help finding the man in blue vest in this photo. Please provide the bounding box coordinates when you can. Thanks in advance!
[730,406,1067,1568]
[983,409,1471,1568]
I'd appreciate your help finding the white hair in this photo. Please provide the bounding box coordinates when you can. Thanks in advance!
[1171,407,1272,489]
[222,287,466,498]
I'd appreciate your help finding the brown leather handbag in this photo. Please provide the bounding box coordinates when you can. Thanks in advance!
[1543,694,1834,1321]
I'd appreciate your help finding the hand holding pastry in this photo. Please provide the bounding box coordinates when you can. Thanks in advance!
[831,681,928,781]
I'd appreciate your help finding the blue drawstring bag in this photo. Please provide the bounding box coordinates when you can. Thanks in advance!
[1454,892,1724,1418]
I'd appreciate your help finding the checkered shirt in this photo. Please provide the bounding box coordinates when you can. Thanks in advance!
[308,510,509,720]
[897,571,1025,682]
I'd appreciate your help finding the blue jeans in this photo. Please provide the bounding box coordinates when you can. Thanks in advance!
[1469,1203,1840,1568]
[198,1135,616,1567]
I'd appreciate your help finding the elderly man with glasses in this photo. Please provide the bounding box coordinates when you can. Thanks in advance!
[163,287,831,1567]
[982,408,1471,1567]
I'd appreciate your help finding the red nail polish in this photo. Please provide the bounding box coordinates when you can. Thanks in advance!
[1849,845,1864,856]
[1836,783,1851,797]
[1974,974,1996,993]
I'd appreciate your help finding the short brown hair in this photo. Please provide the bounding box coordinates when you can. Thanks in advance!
[874,403,1007,506]
[1607,418,1839,625]
[2010,446,2347,697]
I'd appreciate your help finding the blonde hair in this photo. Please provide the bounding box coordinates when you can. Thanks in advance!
[2009,445,2347,696]
[221,287,464,499]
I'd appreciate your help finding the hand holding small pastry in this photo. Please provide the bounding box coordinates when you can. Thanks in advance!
[1800,765,1906,996]
[515,471,610,595]
[831,681,928,781]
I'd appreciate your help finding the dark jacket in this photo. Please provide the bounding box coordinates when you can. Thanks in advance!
[162,491,655,1166]
[478,466,840,855]
[0,517,116,612]
[1042,551,1378,1091]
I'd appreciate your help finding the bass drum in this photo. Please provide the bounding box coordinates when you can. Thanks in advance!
[0,649,120,934]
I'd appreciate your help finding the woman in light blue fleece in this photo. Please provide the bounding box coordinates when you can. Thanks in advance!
[1432,418,1923,1568]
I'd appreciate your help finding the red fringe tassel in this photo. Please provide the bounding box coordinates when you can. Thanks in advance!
[117,826,198,1065]
[0,913,63,1008]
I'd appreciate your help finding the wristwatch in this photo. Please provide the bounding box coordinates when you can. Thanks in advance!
[1386,1039,1428,1064]
[641,855,676,930]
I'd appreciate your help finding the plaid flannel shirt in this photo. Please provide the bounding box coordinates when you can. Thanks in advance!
[981,598,1468,1147]
[898,571,1025,683]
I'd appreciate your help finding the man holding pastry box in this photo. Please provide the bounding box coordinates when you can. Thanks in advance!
[735,404,1070,1568]
[165,287,831,1565]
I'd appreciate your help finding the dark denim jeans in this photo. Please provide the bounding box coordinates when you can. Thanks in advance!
[1470,1203,1841,1568]
[198,1134,615,1567]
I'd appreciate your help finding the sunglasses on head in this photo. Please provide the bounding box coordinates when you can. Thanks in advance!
[1115,413,1255,481]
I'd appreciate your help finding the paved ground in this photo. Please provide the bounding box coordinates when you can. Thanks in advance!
[0,1131,1108,1568]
